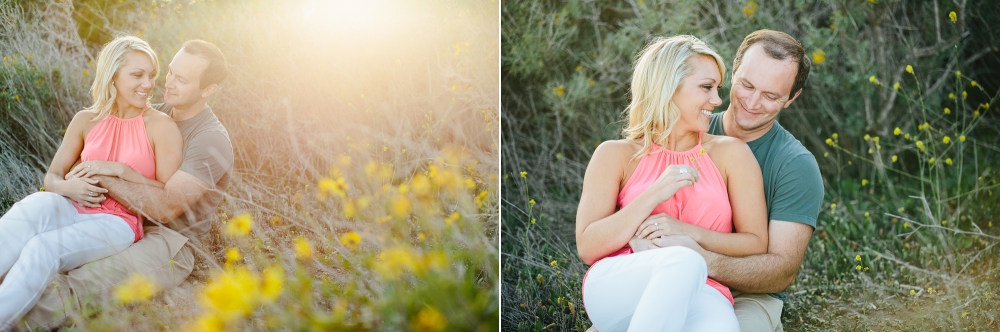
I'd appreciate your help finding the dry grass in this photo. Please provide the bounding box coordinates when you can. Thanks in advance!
[2,0,498,330]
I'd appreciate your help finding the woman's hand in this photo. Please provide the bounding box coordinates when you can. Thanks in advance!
[635,213,696,240]
[65,161,124,180]
[648,164,700,203]
[61,177,108,207]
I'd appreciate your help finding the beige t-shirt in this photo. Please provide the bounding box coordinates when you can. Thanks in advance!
[154,104,233,240]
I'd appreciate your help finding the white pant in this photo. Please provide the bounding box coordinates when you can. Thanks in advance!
[583,246,740,332]
[0,192,134,330]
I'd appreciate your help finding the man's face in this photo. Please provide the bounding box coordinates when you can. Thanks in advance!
[729,44,800,132]
[164,49,210,109]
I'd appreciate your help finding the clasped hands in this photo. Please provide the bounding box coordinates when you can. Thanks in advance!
[60,161,124,207]
[629,213,701,253]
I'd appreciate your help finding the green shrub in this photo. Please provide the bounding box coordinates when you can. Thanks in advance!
[502,0,1000,330]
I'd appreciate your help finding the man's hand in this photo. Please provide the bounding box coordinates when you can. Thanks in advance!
[629,235,654,252]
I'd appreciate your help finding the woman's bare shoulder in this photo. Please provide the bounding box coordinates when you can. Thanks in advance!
[593,139,641,160]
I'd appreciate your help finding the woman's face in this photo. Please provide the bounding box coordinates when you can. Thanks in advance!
[113,51,156,113]
[671,55,723,133]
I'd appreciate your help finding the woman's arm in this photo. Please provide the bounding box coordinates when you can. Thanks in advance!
[146,112,183,183]
[44,111,108,207]
[640,137,768,256]
[576,141,699,265]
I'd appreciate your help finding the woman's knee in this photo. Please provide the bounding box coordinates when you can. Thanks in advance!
[650,246,707,276]
[18,192,64,207]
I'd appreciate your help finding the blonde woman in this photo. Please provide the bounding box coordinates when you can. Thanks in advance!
[0,36,181,329]
[576,35,769,331]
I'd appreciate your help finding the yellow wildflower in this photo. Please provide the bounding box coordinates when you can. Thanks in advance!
[530,218,537,224]
[411,306,448,332]
[943,136,951,144]
[520,171,527,178]
[424,250,448,270]
[949,11,956,23]
[929,157,935,164]
[475,190,488,208]
[862,179,869,186]
[537,274,545,284]
[825,138,834,146]
[892,155,898,163]
[944,107,951,115]
[445,212,460,225]
[186,314,223,332]
[963,91,967,99]
[832,133,839,140]
[864,134,871,141]
[261,264,284,303]
[946,158,953,165]
[905,65,913,74]
[114,274,159,304]
[856,265,862,271]
[949,93,955,99]
[864,212,870,217]
[551,260,558,267]
[392,194,413,219]
[225,248,242,264]
[553,85,565,96]
[318,177,348,199]
[226,213,252,237]
[743,0,758,17]
[856,255,861,261]
[376,246,420,279]
[893,127,901,136]
[529,199,536,206]
[916,140,925,150]
[869,75,880,84]
[893,82,900,90]
[339,231,362,250]
[199,267,259,322]
[959,135,966,142]
[294,237,313,260]
[971,80,978,87]
[812,49,826,65]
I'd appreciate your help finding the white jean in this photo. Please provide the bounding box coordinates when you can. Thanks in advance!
[583,246,740,332]
[0,192,134,330]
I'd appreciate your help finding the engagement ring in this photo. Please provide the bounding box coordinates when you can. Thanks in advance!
[88,191,97,197]
[679,168,688,174]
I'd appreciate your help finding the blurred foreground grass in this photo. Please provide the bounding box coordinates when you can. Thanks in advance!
[1,0,499,330]
[501,1,1000,331]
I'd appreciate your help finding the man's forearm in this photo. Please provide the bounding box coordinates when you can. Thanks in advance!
[96,175,179,223]
[704,250,796,293]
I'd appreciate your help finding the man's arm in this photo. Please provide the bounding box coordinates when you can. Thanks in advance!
[658,220,813,293]
[95,170,211,223]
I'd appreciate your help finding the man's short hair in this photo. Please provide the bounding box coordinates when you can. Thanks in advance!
[732,29,810,96]
[181,39,228,89]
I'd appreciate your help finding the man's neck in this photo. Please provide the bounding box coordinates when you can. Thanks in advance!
[170,100,208,122]
[722,106,774,143]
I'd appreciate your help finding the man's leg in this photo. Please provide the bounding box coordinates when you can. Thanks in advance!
[16,226,194,331]
[732,291,784,332]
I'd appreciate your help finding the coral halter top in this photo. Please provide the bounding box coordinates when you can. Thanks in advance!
[594,133,736,304]
[73,109,156,242]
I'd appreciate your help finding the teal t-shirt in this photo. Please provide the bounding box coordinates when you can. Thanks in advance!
[708,112,824,302]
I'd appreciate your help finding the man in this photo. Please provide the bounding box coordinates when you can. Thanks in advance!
[649,29,824,331]
[18,39,234,330]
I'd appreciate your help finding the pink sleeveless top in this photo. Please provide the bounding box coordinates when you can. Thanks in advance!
[587,134,735,304]
[73,110,156,242]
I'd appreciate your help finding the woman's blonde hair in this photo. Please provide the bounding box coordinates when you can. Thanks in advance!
[86,35,159,121]
[622,35,725,158]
